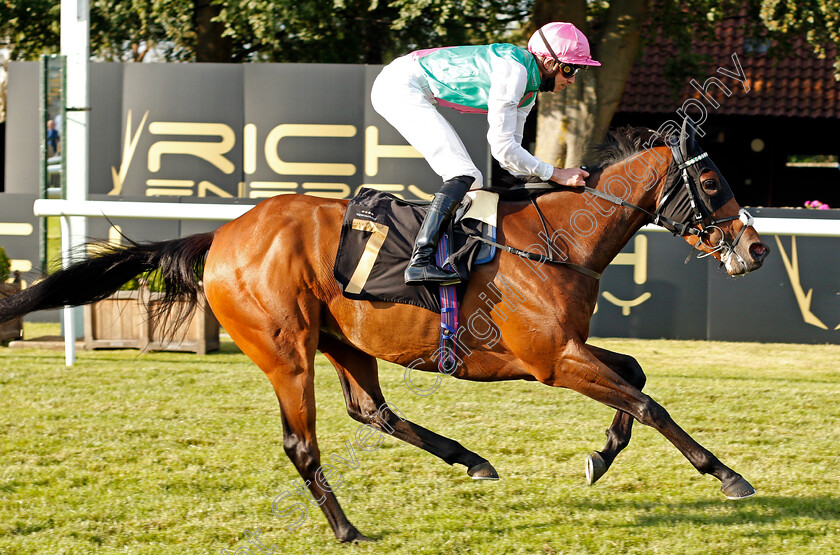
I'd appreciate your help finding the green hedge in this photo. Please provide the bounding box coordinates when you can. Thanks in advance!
[0,247,10,282]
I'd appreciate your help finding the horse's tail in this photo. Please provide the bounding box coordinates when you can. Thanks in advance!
[0,232,215,330]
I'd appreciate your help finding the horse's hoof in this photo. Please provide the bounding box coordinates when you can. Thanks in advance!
[585,451,608,485]
[721,475,756,500]
[468,461,499,480]
[340,529,373,543]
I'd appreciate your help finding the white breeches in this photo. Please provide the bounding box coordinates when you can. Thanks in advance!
[370,55,484,190]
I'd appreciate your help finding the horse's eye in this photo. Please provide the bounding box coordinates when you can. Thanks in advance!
[702,179,719,194]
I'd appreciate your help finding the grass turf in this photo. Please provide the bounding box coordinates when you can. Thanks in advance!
[1,325,838,554]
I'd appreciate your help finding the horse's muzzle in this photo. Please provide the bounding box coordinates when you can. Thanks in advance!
[726,240,769,275]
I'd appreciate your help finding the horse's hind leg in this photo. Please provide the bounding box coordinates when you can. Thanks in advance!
[319,334,498,479]
[584,345,646,485]
[213,312,368,542]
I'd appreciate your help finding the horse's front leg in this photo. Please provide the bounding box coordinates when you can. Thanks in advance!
[584,345,646,485]
[544,341,755,499]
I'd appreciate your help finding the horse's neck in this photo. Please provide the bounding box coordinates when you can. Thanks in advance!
[539,147,672,274]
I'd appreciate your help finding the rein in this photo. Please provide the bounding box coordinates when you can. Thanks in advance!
[470,143,756,279]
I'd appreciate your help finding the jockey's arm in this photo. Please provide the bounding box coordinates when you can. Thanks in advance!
[486,56,554,181]
[486,55,587,187]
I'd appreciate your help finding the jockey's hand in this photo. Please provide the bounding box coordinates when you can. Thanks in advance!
[550,167,589,187]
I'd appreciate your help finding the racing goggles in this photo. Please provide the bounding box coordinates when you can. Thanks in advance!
[559,63,581,78]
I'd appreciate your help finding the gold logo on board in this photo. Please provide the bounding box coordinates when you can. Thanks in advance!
[774,235,839,330]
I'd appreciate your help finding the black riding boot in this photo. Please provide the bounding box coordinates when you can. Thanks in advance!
[404,176,474,286]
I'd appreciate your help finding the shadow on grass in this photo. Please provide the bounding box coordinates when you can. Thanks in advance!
[577,495,840,527]
[370,495,840,541]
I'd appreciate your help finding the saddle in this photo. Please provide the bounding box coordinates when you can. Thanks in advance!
[333,187,502,313]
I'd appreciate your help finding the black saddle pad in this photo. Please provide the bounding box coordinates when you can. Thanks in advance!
[333,188,488,312]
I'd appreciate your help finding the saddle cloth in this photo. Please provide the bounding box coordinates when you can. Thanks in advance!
[333,187,499,312]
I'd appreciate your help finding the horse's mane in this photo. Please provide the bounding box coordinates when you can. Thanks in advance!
[585,126,665,172]
[493,126,668,193]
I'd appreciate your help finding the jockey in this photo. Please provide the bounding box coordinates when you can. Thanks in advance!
[371,21,601,286]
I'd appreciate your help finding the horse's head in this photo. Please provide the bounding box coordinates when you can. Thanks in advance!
[656,121,769,276]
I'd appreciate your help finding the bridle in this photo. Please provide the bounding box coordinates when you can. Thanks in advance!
[581,142,755,266]
[663,141,755,264]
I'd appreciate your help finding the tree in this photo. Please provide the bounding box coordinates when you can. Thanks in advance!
[0,0,60,60]
[530,0,840,167]
[0,0,836,163]
[529,0,648,168]
[0,0,529,63]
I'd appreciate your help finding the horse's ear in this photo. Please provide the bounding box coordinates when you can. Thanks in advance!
[679,118,696,157]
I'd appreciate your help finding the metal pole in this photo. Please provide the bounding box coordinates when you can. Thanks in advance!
[59,215,75,366]
[38,56,49,273]
[61,0,90,351]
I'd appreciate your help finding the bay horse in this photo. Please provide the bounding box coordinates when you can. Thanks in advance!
[0,125,769,542]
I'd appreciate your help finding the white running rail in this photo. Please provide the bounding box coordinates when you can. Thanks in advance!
[32,198,840,366]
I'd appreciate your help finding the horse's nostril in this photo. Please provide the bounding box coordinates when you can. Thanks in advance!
[750,242,769,262]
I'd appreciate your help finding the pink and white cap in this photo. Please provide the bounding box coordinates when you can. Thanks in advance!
[527,22,601,66]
